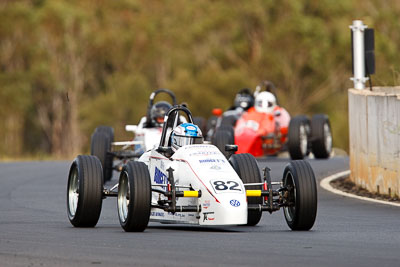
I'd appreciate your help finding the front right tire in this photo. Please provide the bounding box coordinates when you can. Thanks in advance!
[91,126,114,183]
[282,160,317,231]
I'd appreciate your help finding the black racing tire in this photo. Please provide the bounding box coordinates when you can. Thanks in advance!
[206,116,218,132]
[213,125,235,159]
[205,116,218,141]
[288,115,310,160]
[193,116,207,135]
[311,114,332,159]
[229,153,263,226]
[94,126,114,140]
[67,155,103,227]
[118,161,151,232]
[91,126,114,183]
[282,160,317,231]
[220,115,237,127]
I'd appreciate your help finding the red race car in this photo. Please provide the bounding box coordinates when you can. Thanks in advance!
[210,82,332,160]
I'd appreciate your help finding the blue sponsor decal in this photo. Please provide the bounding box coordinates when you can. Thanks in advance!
[199,159,216,163]
[154,167,168,184]
[168,212,186,218]
[229,199,241,207]
[199,159,226,164]
[189,151,219,156]
[202,200,211,209]
[151,212,164,217]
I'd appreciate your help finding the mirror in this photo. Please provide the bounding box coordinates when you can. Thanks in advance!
[125,125,138,132]
[225,144,238,152]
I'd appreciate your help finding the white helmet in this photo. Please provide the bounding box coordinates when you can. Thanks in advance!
[171,123,203,151]
[254,91,276,113]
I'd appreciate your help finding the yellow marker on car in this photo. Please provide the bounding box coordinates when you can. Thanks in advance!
[183,191,200,197]
[246,190,262,197]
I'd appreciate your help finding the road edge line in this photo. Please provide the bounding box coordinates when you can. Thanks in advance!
[320,170,400,207]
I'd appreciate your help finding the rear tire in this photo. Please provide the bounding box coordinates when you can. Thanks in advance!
[118,161,151,232]
[205,116,218,141]
[193,116,207,134]
[213,125,234,159]
[282,160,317,231]
[288,116,310,160]
[220,115,237,127]
[94,126,114,140]
[91,126,114,183]
[311,114,332,159]
[206,116,218,132]
[67,155,103,227]
[229,154,263,226]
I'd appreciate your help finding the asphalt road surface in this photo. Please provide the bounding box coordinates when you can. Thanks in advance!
[0,156,399,267]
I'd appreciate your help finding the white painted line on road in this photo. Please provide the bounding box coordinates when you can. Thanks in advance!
[320,170,400,207]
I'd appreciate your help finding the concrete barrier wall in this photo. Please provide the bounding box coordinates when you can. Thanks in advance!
[349,87,400,197]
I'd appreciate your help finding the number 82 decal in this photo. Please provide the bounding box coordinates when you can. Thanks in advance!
[210,179,243,193]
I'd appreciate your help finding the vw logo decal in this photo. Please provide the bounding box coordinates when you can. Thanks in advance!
[230,199,240,207]
[210,165,221,170]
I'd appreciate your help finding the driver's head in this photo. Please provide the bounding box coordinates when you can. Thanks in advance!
[254,91,276,113]
[171,123,203,151]
[151,101,172,126]
[234,88,254,110]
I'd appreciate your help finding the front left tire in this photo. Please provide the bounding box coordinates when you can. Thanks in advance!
[213,125,235,159]
[118,161,152,232]
[311,114,332,159]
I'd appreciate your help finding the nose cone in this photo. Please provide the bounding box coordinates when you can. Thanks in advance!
[200,196,248,225]
[235,129,264,156]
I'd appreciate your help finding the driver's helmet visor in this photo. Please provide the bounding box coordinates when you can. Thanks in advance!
[156,117,164,124]
[256,100,274,109]
[172,134,203,148]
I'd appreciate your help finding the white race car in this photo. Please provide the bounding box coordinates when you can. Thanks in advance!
[90,89,184,183]
[67,106,318,231]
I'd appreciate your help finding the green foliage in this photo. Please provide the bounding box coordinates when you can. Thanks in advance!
[1,0,400,157]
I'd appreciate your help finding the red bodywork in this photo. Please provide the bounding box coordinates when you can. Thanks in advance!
[234,106,291,157]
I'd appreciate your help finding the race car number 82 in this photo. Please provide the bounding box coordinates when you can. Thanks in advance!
[211,180,242,193]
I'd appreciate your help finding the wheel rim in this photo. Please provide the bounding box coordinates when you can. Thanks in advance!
[118,171,130,223]
[68,166,79,217]
[324,123,332,153]
[283,171,296,223]
[299,124,308,156]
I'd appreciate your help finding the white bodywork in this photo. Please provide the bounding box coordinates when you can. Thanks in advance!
[121,117,163,153]
[120,116,187,155]
[138,144,248,226]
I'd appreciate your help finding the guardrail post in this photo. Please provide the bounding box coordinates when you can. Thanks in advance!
[350,20,368,90]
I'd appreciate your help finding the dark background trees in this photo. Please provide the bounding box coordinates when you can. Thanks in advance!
[1,0,399,158]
